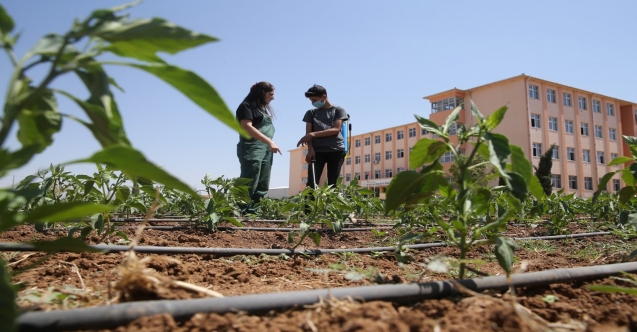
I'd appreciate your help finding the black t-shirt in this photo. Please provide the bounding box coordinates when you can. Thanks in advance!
[236,102,264,127]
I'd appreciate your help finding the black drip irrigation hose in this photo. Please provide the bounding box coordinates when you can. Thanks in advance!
[0,231,612,256]
[16,261,637,332]
[110,226,395,232]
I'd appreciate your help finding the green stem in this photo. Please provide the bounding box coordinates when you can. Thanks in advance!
[459,234,467,279]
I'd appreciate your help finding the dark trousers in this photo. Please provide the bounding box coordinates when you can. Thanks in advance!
[307,151,345,188]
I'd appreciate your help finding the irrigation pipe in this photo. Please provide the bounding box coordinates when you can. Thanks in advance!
[108,226,395,232]
[16,261,637,332]
[0,231,612,256]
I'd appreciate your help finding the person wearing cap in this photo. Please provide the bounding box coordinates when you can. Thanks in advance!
[297,84,348,188]
[236,81,281,215]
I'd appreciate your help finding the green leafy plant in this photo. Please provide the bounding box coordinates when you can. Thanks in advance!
[385,102,545,278]
[0,2,243,329]
[534,144,555,196]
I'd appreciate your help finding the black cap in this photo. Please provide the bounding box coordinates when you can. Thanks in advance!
[304,84,327,97]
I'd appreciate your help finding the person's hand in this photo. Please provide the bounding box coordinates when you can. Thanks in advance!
[305,149,315,164]
[268,141,282,155]
[297,133,314,147]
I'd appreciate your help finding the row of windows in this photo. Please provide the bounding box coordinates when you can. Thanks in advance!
[529,85,616,115]
[531,143,618,164]
[431,97,463,113]
[531,114,617,139]
[551,175,620,192]
[353,127,428,147]
[345,167,406,181]
[346,149,407,164]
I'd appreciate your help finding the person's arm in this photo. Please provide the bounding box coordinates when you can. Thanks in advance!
[304,122,315,163]
[241,119,281,154]
[297,119,343,146]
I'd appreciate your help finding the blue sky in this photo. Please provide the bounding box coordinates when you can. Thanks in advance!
[1,0,636,190]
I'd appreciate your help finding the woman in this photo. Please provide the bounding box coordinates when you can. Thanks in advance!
[236,82,281,214]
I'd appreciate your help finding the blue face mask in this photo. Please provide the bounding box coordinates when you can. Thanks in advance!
[312,99,325,108]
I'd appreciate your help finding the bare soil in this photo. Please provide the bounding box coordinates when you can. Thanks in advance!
[2,220,637,331]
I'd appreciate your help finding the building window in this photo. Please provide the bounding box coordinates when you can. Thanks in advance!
[448,123,458,135]
[385,169,393,178]
[532,143,542,157]
[355,156,360,164]
[569,176,578,190]
[581,123,589,136]
[611,153,618,161]
[552,146,559,159]
[563,93,572,106]
[421,128,428,135]
[567,147,575,161]
[374,152,381,162]
[607,103,615,116]
[355,139,361,147]
[302,149,309,156]
[609,128,616,140]
[597,151,604,164]
[364,171,370,180]
[397,167,404,173]
[440,151,455,163]
[409,147,413,154]
[385,151,392,160]
[355,172,360,180]
[593,100,601,113]
[365,137,371,146]
[529,85,539,99]
[385,133,392,142]
[375,135,380,144]
[551,174,561,188]
[549,117,558,131]
[595,125,603,138]
[374,170,381,179]
[345,173,351,182]
[565,120,573,133]
[431,96,463,113]
[397,130,404,140]
[409,128,416,137]
[365,154,370,163]
[431,133,438,139]
[613,179,621,192]
[584,177,593,190]
[346,157,351,165]
[547,89,556,103]
[583,149,590,163]
[578,96,587,110]
[397,148,404,158]
[302,163,309,170]
[302,177,308,184]
[531,114,541,128]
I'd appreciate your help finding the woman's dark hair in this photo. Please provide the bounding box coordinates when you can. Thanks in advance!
[243,81,275,117]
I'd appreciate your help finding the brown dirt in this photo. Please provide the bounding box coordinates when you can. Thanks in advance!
[1,221,636,331]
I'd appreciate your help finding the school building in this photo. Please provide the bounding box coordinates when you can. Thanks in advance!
[288,74,637,198]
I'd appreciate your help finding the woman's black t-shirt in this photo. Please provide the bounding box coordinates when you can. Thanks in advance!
[236,102,264,127]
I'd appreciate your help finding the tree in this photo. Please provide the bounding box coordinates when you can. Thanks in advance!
[449,153,498,188]
[534,144,555,196]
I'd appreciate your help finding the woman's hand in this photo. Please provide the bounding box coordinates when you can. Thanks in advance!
[296,133,314,147]
[268,141,282,155]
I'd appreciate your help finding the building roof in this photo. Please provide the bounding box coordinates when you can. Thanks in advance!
[424,74,637,106]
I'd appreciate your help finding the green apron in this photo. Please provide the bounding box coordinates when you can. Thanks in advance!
[237,111,275,213]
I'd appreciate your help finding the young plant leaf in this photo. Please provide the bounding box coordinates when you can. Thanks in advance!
[607,156,633,166]
[494,236,516,276]
[384,171,427,213]
[484,132,510,177]
[619,186,637,205]
[0,3,15,35]
[471,188,491,215]
[409,138,448,169]
[23,202,115,223]
[510,145,544,200]
[96,18,218,63]
[111,62,245,136]
[69,145,199,197]
[414,114,444,137]
[587,285,637,295]
[485,105,507,130]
